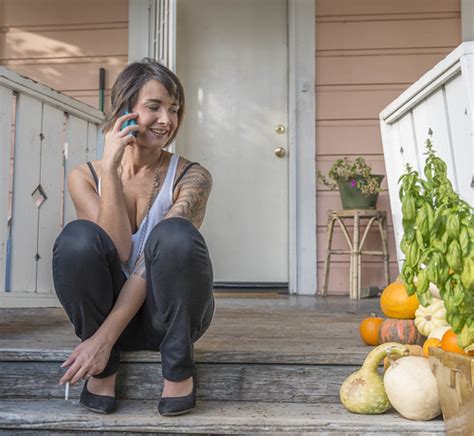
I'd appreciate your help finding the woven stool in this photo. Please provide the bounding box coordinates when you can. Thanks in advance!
[321,209,390,299]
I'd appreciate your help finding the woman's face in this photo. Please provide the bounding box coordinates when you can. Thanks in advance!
[131,79,180,149]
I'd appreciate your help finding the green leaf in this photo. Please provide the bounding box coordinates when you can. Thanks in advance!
[418,291,432,307]
[447,240,462,271]
[417,269,429,294]
[416,228,425,249]
[459,226,470,257]
[461,257,474,293]
[402,196,416,221]
[446,214,460,240]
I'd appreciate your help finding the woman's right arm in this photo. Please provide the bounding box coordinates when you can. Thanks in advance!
[67,112,139,262]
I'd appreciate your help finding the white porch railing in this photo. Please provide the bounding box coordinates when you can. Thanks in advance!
[379,42,474,269]
[0,67,104,308]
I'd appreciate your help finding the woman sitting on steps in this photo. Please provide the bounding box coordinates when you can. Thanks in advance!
[52,58,215,416]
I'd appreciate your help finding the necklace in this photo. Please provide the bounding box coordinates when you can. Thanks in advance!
[118,152,165,271]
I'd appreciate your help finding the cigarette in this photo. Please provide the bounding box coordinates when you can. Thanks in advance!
[64,382,70,400]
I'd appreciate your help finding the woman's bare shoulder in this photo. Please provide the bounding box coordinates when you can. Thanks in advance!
[68,161,102,192]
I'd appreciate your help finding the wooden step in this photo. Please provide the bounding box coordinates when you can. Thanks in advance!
[0,349,357,402]
[0,399,446,435]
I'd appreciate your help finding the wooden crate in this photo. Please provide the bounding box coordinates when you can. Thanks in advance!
[429,347,474,435]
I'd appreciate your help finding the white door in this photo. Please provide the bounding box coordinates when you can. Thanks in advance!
[175,0,288,285]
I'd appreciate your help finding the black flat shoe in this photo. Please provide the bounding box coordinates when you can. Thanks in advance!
[158,376,196,416]
[80,379,117,414]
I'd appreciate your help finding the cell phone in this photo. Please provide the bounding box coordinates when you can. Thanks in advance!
[121,109,138,137]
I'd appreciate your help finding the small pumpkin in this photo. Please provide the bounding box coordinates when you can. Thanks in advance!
[422,338,441,358]
[414,298,449,337]
[378,319,425,346]
[428,325,451,341]
[441,329,474,356]
[380,281,419,319]
[359,313,384,346]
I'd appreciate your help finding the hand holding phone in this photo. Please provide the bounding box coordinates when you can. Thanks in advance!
[121,109,138,137]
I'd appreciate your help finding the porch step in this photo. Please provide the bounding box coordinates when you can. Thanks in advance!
[0,398,445,435]
[0,350,357,402]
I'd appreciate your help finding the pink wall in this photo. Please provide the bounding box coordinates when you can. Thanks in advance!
[0,0,129,110]
[315,0,462,294]
[0,0,463,295]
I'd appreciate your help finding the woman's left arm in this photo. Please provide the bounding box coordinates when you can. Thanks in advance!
[165,165,213,229]
[59,275,146,385]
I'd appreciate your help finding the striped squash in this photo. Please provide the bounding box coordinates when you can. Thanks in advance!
[378,319,425,345]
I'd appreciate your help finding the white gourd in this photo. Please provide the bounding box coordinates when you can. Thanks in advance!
[428,326,451,341]
[414,298,449,337]
[384,356,441,421]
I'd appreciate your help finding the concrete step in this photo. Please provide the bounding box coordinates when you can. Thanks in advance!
[0,398,446,435]
[0,349,357,402]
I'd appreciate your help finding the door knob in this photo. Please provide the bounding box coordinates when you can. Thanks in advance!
[275,124,286,134]
[274,147,286,158]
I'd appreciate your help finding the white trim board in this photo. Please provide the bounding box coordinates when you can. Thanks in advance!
[462,0,474,42]
[128,0,317,295]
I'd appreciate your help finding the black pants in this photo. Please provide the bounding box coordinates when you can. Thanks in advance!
[52,217,214,382]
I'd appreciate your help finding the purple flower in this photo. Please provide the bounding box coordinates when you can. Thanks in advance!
[351,180,357,187]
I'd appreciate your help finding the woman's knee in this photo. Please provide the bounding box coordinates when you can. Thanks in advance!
[144,217,202,262]
[53,219,108,261]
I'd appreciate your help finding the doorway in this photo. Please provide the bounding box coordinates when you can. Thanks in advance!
[175,0,289,286]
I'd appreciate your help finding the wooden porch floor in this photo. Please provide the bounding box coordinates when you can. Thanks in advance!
[0,295,446,434]
[0,295,380,365]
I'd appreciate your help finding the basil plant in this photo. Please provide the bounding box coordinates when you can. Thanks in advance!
[398,138,474,351]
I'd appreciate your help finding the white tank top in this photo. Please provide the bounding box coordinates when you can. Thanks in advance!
[98,153,180,277]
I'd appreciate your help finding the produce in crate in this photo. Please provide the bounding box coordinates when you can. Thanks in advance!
[422,338,441,358]
[340,342,409,414]
[398,138,474,352]
[414,298,449,337]
[441,328,474,356]
[378,319,425,345]
[384,356,441,420]
[359,314,384,346]
[379,280,419,319]
[428,325,451,341]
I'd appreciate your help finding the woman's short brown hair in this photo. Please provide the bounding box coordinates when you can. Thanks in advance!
[102,58,185,147]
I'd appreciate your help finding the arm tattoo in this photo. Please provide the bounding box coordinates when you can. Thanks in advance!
[131,253,146,279]
[165,165,213,229]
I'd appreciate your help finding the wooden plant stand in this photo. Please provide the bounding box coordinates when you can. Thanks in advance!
[321,209,390,299]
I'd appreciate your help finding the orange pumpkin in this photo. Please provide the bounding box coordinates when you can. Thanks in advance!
[378,319,425,345]
[359,315,384,346]
[380,281,419,319]
[441,329,474,356]
[423,338,442,357]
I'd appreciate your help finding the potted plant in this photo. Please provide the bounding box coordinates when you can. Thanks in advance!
[317,157,384,209]
[398,137,474,353]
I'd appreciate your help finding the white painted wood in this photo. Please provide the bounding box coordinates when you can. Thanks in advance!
[36,105,64,294]
[128,0,152,62]
[10,94,42,294]
[0,292,60,308]
[63,116,88,226]
[0,67,105,306]
[0,67,103,124]
[288,0,316,295]
[86,122,98,163]
[176,0,288,284]
[0,87,13,292]
[462,0,474,41]
[380,42,474,268]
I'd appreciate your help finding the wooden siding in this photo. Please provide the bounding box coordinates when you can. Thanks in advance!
[315,0,462,294]
[0,0,129,111]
